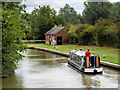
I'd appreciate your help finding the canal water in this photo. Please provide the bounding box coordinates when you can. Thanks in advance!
[2,49,119,88]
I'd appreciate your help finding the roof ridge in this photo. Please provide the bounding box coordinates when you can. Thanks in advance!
[45,27,65,35]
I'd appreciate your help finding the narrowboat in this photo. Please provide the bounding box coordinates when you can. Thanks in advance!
[68,50,103,74]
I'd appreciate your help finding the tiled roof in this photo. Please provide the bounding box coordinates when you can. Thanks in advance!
[45,27,65,35]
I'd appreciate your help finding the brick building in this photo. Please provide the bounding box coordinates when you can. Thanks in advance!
[45,27,69,45]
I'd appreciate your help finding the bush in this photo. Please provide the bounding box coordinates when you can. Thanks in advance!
[95,19,118,46]
[80,25,96,45]
[67,18,119,47]
[67,24,90,44]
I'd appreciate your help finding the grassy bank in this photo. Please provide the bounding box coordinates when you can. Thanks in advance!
[25,43,119,65]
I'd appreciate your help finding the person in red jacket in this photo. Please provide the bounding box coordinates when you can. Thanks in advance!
[85,49,91,58]
[85,49,91,66]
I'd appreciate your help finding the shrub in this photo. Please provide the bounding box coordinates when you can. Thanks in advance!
[95,19,117,46]
[80,25,96,45]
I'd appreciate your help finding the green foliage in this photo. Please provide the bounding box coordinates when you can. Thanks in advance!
[95,19,118,46]
[68,24,90,44]
[109,2,120,20]
[82,2,120,25]
[67,18,119,47]
[81,25,96,45]
[67,24,79,43]
[27,4,83,40]
[21,13,31,40]
[2,2,28,76]
[54,15,65,26]
[59,4,82,25]
[28,5,56,40]
[82,2,112,25]
[26,2,120,41]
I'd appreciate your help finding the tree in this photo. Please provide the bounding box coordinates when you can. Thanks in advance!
[28,5,56,40]
[2,2,28,77]
[109,2,120,21]
[54,15,65,26]
[82,2,112,25]
[81,25,96,45]
[67,24,90,44]
[21,13,31,40]
[59,4,82,25]
[94,18,118,46]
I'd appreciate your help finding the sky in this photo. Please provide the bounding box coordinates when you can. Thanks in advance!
[22,0,120,15]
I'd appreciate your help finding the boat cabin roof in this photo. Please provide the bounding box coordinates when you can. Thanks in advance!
[71,50,94,57]
[74,51,85,56]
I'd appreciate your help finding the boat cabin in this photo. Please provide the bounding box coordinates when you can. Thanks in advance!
[68,50,102,73]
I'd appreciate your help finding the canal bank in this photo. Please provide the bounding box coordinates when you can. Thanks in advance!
[28,47,120,70]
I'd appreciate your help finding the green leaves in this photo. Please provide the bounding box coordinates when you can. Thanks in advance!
[59,4,82,25]
[2,2,28,77]
[27,4,82,40]
[82,2,112,25]
[67,18,118,47]
[94,19,118,46]
[67,24,90,44]
[28,5,56,40]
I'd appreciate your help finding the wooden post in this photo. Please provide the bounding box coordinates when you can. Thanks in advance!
[86,57,90,68]
[96,56,99,67]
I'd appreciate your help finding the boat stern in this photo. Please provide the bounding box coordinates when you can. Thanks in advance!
[84,67,103,74]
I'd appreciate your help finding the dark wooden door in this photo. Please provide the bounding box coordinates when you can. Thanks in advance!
[57,36,62,45]
[49,36,51,44]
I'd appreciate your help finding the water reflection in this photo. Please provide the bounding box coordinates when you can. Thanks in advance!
[2,72,23,88]
[82,74,101,88]
[2,49,119,88]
